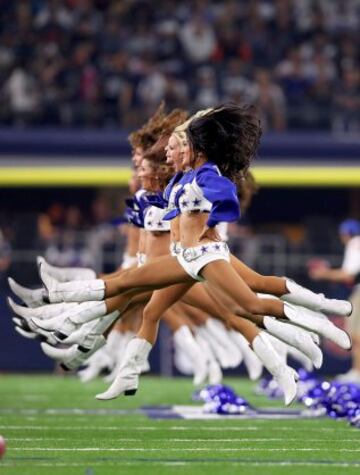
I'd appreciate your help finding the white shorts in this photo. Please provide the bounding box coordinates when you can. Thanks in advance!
[177,242,230,281]
[121,253,138,269]
[136,252,147,267]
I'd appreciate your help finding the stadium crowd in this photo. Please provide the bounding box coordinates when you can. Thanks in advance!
[0,0,359,131]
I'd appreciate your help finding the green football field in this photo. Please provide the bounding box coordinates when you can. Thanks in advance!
[0,374,359,475]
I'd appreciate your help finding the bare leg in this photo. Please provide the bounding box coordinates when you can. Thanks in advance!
[182,283,234,326]
[204,283,242,314]
[105,292,151,314]
[99,267,128,280]
[162,307,195,333]
[231,254,352,317]
[138,283,194,345]
[103,293,152,335]
[230,254,287,295]
[201,260,286,318]
[179,303,209,326]
[171,302,199,327]
[228,315,260,343]
[105,256,192,298]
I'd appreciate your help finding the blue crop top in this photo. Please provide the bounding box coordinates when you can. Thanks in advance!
[125,189,171,231]
[147,163,240,228]
[172,163,240,227]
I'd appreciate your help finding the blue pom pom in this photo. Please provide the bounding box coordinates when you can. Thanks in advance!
[195,384,252,415]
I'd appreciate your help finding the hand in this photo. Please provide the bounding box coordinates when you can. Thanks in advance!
[198,225,221,242]
[309,265,329,281]
[307,258,330,280]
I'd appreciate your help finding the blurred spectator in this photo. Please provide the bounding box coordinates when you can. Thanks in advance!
[0,0,358,131]
[4,63,40,125]
[332,68,360,133]
[192,67,220,109]
[87,196,119,273]
[0,229,11,272]
[34,0,74,31]
[221,59,252,103]
[275,47,313,128]
[101,51,133,126]
[248,68,287,131]
[155,20,183,74]
[45,205,93,268]
[137,64,167,111]
[307,66,333,129]
[335,35,359,74]
[321,0,360,33]
[180,16,217,65]
[37,203,66,245]
[0,227,12,290]
[309,219,360,383]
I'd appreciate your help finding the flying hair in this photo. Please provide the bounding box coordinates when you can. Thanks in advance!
[238,170,259,213]
[186,103,262,185]
[142,108,189,190]
[172,108,213,150]
[129,102,167,150]
[129,104,188,152]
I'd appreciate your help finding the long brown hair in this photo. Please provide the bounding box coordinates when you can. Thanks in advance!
[141,108,189,191]
[238,170,259,213]
[143,135,174,191]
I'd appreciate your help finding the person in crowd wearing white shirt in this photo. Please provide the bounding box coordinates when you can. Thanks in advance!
[310,219,360,383]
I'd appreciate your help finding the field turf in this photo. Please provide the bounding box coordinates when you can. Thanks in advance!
[0,374,359,475]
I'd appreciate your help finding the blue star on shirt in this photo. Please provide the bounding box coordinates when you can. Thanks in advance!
[201,246,208,254]
[157,221,163,227]
[181,200,188,208]
[193,198,201,206]
[214,244,221,251]
[146,221,153,226]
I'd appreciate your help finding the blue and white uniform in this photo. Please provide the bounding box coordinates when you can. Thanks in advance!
[143,206,170,233]
[125,189,171,267]
[162,171,192,257]
[124,189,147,267]
[164,162,240,281]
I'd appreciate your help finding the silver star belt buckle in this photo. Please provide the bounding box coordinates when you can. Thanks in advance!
[182,247,201,262]
[171,243,181,255]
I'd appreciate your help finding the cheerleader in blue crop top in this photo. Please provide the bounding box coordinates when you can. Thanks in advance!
[174,161,237,280]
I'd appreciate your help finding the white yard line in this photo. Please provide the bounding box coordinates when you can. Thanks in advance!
[6,438,360,443]
[2,461,360,468]
[10,447,360,452]
[2,425,357,432]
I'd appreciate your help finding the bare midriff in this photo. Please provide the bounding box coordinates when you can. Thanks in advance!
[126,225,140,256]
[138,228,146,254]
[170,216,181,244]
[180,212,212,247]
[145,231,170,260]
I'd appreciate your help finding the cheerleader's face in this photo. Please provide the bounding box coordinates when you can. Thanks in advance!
[166,134,183,171]
[181,141,192,168]
[138,159,159,192]
[132,147,144,168]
